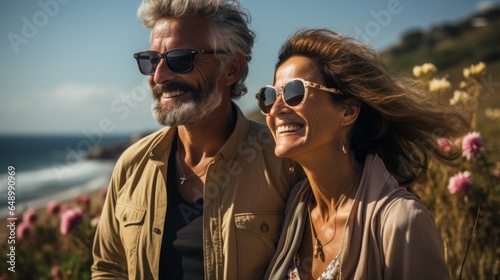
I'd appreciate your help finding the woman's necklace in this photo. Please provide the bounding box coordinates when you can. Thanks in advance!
[308,170,362,261]
[176,139,214,186]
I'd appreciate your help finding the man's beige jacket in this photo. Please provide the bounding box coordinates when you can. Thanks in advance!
[92,105,303,279]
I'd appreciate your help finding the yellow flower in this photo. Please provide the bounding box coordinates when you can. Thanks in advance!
[429,77,451,93]
[413,63,437,78]
[485,107,500,121]
[463,68,471,79]
[450,90,471,105]
[463,62,486,79]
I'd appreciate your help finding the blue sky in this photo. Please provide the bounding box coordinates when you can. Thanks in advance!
[0,0,497,135]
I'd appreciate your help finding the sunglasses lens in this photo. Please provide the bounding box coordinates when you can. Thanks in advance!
[258,87,277,114]
[166,49,193,73]
[283,79,305,107]
[136,52,160,75]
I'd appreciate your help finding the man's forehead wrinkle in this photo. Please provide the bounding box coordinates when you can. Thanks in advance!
[150,18,198,48]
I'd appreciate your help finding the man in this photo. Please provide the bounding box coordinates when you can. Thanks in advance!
[91,0,303,279]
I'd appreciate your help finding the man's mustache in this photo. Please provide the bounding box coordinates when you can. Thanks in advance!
[152,82,197,97]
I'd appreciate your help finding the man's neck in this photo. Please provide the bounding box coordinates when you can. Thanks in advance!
[177,102,236,162]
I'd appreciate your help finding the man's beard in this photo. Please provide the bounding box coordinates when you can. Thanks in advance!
[151,70,223,127]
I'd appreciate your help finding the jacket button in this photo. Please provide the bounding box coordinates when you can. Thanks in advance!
[123,214,127,222]
[153,227,161,234]
[149,151,155,159]
[260,223,269,233]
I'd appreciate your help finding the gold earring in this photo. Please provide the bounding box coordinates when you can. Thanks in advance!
[288,162,295,173]
[342,125,347,155]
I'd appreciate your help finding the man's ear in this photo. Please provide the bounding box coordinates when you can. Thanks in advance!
[342,98,361,127]
[223,55,245,86]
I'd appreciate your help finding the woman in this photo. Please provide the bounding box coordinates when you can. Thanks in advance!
[256,29,468,279]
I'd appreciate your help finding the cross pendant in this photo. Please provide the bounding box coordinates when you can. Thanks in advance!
[179,176,187,185]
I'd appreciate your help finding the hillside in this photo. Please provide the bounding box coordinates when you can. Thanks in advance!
[381,6,500,74]
[248,6,500,125]
[381,5,500,125]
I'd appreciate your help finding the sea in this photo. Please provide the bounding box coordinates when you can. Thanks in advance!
[0,133,134,217]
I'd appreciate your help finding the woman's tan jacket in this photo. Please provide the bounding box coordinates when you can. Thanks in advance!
[265,154,450,280]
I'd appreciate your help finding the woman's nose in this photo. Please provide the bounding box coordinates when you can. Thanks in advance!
[268,93,290,116]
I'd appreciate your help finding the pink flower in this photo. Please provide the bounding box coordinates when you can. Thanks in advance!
[75,194,90,208]
[448,171,473,194]
[438,138,454,153]
[46,201,61,215]
[462,131,484,160]
[17,223,30,240]
[51,265,62,279]
[22,209,38,225]
[60,208,84,235]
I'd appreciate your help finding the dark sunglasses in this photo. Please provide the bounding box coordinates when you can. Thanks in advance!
[255,78,343,115]
[133,49,225,75]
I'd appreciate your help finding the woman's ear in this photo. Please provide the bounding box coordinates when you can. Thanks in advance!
[342,99,361,127]
[223,55,245,86]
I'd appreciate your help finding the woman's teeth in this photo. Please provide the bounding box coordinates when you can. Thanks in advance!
[277,124,302,133]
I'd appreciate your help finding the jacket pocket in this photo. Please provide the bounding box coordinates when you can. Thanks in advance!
[115,203,146,277]
[234,212,283,279]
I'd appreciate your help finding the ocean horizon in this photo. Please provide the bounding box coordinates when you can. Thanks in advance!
[0,133,133,217]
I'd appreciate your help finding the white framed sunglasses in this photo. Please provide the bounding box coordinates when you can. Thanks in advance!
[255,78,343,115]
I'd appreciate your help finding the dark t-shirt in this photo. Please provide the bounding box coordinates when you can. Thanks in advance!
[159,142,204,279]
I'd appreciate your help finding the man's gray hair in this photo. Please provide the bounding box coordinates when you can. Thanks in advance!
[137,0,255,98]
